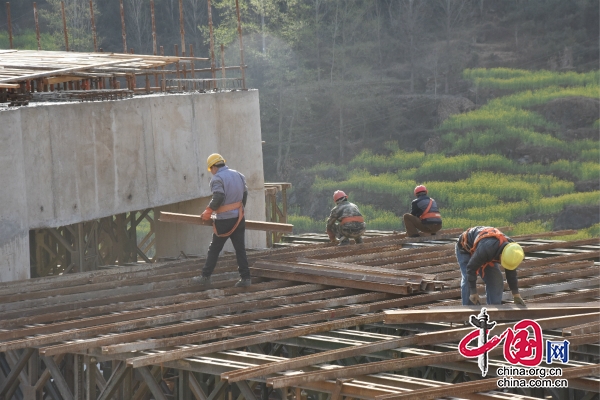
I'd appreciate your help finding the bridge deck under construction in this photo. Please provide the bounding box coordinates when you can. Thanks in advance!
[0,229,598,400]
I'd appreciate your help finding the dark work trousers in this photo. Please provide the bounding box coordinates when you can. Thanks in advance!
[201,217,250,279]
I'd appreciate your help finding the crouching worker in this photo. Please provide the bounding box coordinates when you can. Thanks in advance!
[403,185,442,237]
[326,190,366,245]
[192,153,252,288]
[456,226,525,306]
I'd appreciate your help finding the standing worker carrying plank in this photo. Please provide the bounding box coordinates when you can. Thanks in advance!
[456,226,525,306]
[192,153,252,288]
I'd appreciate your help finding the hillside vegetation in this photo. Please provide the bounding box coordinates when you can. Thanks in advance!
[288,68,600,238]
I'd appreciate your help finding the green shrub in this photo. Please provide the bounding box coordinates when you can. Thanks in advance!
[463,68,600,90]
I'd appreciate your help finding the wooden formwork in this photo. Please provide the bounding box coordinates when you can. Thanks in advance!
[0,230,598,400]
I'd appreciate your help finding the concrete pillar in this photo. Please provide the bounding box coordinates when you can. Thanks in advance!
[0,111,30,282]
[155,197,213,259]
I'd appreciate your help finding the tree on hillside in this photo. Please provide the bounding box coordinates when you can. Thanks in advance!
[125,0,151,53]
[44,0,98,51]
[436,0,472,93]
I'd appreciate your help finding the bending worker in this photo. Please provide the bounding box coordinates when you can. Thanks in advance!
[403,185,442,237]
[326,190,366,245]
[192,154,252,288]
[456,226,525,306]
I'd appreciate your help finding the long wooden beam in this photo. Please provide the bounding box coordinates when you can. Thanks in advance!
[384,304,600,324]
[41,289,370,356]
[158,211,293,233]
[251,266,413,295]
[374,364,599,400]
[267,332,599,388]
[221,312,599,383]
[8,284,325,353]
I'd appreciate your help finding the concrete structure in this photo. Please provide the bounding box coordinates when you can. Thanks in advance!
[0,90,266,282]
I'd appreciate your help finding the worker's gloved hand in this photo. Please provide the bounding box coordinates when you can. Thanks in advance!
[201,207,214,221]
[469,293,481,305]
[513,294,526,306]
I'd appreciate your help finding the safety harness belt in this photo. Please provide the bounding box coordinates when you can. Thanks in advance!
[341,216,365,225]
[419,198,441,220]
[460,227,508,278]
[213,201,244,238]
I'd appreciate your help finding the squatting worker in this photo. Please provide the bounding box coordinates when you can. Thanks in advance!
[326,190,366,245]
[455,226,525,306]
[403,185,442,237]
[192,153,252,288]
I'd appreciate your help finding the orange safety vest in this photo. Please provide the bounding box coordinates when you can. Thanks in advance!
[419,198,441,221]
[341,215,365,225]
[460,227,508,278]
[213,201,244,237]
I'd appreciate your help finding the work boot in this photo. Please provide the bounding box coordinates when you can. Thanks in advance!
[338,238,350,246]
[355,236,363,244]
[234,278,252,287]
[192,275,211,285]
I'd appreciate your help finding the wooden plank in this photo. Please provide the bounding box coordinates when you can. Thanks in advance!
[384,304,600,324]
[6,284,323,352]
[126,313,384,368]
[158,211,293,233]
[0,58,143,82]
[40,288,361,356]
[251,267,412,295]
[221,312,599,383]
[374,364,599,400]
[256,260,418,285]
[0,83,19,88]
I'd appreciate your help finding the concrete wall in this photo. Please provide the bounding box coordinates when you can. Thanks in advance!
[0,90,266,282]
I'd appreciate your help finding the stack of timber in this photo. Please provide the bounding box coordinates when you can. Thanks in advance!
[0,229,598,400]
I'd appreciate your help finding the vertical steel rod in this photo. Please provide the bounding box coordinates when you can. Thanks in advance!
[119,0,127,53]
[61,1,69,51]
[6,2,13,49]
[153,0,159,87]
[207,0,217,88]
[175,44,181,90]
[33,2,41,50]
[150,0,157,55]
[179,0,185,56]
[220,43,226,79]
[89,0,98,52]
[235,0,246,89]
[160,46,165,91]
[190,44,196,90]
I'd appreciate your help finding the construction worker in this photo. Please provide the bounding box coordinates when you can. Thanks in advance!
[455,226,525,306]
[192,154,252,288]
[326,190,366,245]
[403,185,442,237]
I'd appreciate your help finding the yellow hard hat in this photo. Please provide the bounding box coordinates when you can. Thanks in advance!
[207,153,225,171]
[501,242,524,270]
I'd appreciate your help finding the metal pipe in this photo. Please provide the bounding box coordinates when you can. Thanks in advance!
[6,3,13,49]
[150,0,157,55]
[119,0,127,53]
[235,0,246,89]
[61,1,69,51]
[179,0,185,56]
[89,0,98,52]
[33,2,41,50]
[207,0,217,88]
